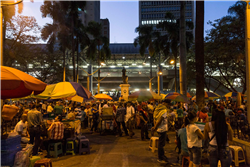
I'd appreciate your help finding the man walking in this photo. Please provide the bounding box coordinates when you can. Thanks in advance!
[27,104,43,155]
[116,103,129,136]
[151,99,171,164]
[125,101,135,137]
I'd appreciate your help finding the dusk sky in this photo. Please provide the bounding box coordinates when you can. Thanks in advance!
[21,1,238,43]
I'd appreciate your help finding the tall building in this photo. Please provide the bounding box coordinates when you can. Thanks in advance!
[139,1,195,34]
[80,1,100,26]
[100,19,110,42]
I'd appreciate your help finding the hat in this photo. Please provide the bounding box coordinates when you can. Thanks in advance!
[162,99,171,104]
[141,102,147,106]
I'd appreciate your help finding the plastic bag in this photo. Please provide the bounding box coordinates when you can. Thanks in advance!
[2,105,19,121]
[13,150,29,167]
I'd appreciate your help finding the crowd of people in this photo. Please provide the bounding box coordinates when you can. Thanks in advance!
[2,97,248,166]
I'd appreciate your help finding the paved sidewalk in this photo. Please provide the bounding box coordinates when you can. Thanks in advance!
[43,129,249,167]
[47,129,180,167]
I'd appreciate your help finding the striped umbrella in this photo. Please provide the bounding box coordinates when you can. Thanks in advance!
[128,90,161,102]
[224,92,245,97]
[165,92,192,98]
[37,82,92,99]
[192,91,220,100]
[165,93,189,103]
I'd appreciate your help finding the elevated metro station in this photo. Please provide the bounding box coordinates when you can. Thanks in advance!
[75,43,238,96]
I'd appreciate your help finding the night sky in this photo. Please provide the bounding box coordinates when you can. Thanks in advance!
[20,1,238,43]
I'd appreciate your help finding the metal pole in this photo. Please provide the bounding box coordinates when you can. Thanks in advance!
[245,1,250,123]
[98,80,100,94]
[0,5,3,66]
[87,76,89,91]
[158,75,160,95]
[0,7,3,66]
[149,80,152,91]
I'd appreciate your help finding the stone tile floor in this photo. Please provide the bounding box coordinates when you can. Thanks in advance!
[42,129,181,167]
[40,129,248,167]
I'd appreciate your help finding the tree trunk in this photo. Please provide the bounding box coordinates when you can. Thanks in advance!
[71,15,76,82]
[195,1,205,110]
[150,57,152,79]
[179,1,187,97]
[63,49,66,81]
[174,53,177,92]
[76,37,79,83]
[98,45,100,93]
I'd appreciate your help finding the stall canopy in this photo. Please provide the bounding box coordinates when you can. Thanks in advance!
[1,66,47,99]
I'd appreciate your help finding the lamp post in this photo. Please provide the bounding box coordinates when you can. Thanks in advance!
[244,0,250,122]
[158,71,162,95]
[0,0,23,125]
[79,64,103,91]
[149,76,156,91]
[94,73,110,94]
[170,59,177,92]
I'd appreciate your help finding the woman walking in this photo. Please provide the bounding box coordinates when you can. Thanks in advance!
[185,111,204,167]
[204,108,233,167]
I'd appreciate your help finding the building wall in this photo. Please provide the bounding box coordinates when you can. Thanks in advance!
[80,1,100,26]
[139,1,195,35]
[101,19,110,42]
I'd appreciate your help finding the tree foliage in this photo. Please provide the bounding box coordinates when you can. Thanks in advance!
[204,1,246,93]
[85,21,111,62]
[4,15,41,66]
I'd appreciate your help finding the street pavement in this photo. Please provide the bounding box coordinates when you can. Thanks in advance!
[46,129,181,167]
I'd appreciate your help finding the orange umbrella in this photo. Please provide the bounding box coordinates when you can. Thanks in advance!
[1,66,47,99]
[94,94,112,100]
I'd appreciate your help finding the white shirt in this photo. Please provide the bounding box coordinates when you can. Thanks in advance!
[125,106,135,123]
[103,104,109,108]
[157,112,168,133]
[186,124,202,148]
[14,121,28,136]
[47,105,53,113]
[42,104,47,110]
[148,104,154,112]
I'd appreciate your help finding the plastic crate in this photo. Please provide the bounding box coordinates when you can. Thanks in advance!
[1,135,21,150]
[1,147,22,167]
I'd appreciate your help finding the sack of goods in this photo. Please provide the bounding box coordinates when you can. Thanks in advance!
[2,105,19,121]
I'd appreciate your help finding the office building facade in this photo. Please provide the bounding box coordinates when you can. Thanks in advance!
[101,19,110,42]
[139,1,195,34]
[80,1,100,26]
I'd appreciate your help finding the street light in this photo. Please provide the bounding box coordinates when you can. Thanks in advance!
[244,0,250,122]
[158,71,162,95]
[170,59,177,92]
[149,76,156,91]
[170,60,175,65]
[79,65,103,91]
[0,0,29,129]
[94,73,110,94]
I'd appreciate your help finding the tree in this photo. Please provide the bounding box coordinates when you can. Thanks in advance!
[157,12,193,92]
[134,25,157,80]
[2,2,23,62]
[195,1,205,110]
[40,1,86,82]
[31,49,64,84]
[179,1,187,97]
[205,1,246,94]
[85,21,111,85]
[4,15,41,66]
